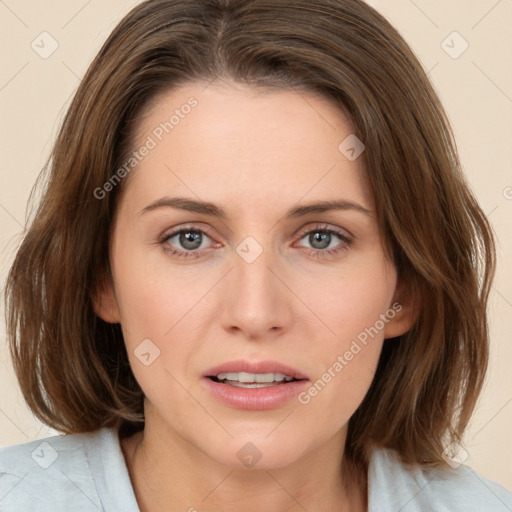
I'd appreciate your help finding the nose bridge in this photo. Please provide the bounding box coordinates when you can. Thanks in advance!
[233,239,278,310]
[234,243,273,295]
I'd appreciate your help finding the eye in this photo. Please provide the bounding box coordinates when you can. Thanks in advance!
[295,224,352,259]
[160,226,218,259]
[159,223,352,260]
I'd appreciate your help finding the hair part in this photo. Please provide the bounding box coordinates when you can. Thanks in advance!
[5,0,495,480]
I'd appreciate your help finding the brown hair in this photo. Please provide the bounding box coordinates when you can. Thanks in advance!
[5,0,495,477]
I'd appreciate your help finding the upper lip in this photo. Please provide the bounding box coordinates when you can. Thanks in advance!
[204,359,309,380]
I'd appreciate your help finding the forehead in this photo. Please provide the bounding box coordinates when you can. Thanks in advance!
[120,80,373,216]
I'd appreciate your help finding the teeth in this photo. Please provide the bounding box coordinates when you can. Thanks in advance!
[226,381,280,388]
[216,372,294,383]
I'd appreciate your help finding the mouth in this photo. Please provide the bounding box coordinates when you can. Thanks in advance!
[204,359,309,388]
[202,360,310,410]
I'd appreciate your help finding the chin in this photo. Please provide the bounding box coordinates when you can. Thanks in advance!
[206,435,307,471]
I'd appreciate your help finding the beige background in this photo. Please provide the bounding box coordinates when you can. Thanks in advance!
[1,0,511,491]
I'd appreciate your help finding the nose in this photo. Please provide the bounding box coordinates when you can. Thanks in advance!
[218,245,294,341]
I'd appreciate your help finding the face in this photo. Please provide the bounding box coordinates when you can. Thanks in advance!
[95,80,412,470]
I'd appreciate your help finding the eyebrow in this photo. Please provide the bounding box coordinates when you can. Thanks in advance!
[139,196,373,219]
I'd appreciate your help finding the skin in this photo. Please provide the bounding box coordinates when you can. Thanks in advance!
[94,80,415,512]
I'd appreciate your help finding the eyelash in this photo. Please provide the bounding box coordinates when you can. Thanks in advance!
[159,224,352,260]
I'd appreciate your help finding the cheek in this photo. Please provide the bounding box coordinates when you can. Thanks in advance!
[298,301,386,429]
[308,251,396,343]
[297,254,395,410]
[109,235,217,397]
[110,233,203,341]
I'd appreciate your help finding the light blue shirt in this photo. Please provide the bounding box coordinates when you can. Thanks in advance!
[1,428,511,511]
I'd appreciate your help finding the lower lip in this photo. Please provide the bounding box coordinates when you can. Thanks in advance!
[202,377,310,410]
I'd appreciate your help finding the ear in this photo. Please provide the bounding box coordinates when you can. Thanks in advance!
[92,276,121,324]
[383,276,418,339]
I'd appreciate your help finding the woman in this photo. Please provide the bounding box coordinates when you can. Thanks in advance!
[2,0,511,510]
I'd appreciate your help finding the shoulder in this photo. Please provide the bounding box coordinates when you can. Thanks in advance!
[0,428,124,511]
[368,447,512,512]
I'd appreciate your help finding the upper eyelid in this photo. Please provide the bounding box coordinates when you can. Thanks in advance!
[295,224,351,238]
